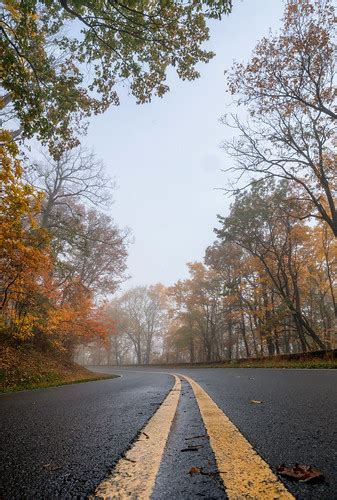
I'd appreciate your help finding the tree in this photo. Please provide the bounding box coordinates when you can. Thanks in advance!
[1,0,232,154]
[29,147,113,228]
[169,263,225,362]
[27,148,129,295]
[216,180,326,350]
[116,285,167,364]
[0,134,51,340]
[0,134,116,352]
[1,1,105,155]
[223,0,336,236]
[47,279,109,352]
[63,207,129,295]
[205,242,258,358]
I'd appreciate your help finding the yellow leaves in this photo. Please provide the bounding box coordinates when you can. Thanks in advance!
[0,131,18,156]
[0,139,51,341]
[11,314,39,341]
[3,0,40,24]
[30,12,40,22]
[3,0,21,20]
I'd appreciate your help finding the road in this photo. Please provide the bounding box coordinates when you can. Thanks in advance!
[1,367,336,499]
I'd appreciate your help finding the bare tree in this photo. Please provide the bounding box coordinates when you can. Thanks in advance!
[27,146,114,228]
[25,147,128,295]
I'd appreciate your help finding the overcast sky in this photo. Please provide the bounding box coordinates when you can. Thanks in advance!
[83,0,285,290]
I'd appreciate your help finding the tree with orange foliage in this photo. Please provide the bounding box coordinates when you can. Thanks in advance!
[46,279,109,352]
[0,134,50,340]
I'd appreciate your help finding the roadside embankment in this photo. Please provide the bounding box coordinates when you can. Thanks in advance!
[0,344,115,393]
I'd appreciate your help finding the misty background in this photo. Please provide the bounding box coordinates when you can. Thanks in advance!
[82,0,284,288]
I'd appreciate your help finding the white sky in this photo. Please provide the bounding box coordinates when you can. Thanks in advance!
[82,0,285,289]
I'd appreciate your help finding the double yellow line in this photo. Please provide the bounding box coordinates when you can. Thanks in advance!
[93,374,293,499]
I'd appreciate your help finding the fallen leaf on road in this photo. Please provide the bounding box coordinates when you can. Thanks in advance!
[277,464,324,483]
[142,432,150,439]
[185,435,206,440]
[250,400,263,404]
[188,466,223,477]
[188,466,203,476]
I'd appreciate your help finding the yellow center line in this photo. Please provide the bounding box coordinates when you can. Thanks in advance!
[181,374,294,500]
[93,375,181,499]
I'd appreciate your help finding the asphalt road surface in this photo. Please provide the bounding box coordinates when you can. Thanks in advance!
[1,367,336,499]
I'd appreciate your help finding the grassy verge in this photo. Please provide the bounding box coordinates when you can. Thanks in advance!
[116,350,337,370]
[207,349,337,369]
[0,344,116,393]
[200,357,337,369]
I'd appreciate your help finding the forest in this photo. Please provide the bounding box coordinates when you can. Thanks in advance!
[1,0,336,371]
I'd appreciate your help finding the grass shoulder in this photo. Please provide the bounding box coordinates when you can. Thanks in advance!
[202,358,337,369]
[144,350,337,370]
[0,344,117,393]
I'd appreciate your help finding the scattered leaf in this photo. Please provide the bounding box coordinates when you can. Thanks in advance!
[189,466,203,476]
[251,400,263,404]
[142,432,150,439]
[185,435,206,440]
[188,466,223,477]
[277,464,324,483]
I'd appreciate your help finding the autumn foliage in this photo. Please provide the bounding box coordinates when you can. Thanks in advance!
[164,183,336,363]
[0,136,50,340]
[0,135,126,354]
[1,0,336,367]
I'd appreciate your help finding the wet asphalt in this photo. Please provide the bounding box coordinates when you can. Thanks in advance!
[1,367,336,499]
[152,379,226,499]
[0,371,172,498]
[175,368,337,500]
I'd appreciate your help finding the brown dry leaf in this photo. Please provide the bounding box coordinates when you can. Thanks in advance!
[251,400,263,404]
[188,466,203,476]
[277,464,324,483]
